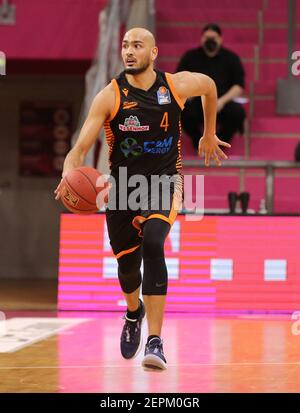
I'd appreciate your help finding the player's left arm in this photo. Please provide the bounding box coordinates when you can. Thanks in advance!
[171,71,231,166]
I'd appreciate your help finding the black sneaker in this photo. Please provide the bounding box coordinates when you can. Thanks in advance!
[120,300,145,359]
[142,337,167,370]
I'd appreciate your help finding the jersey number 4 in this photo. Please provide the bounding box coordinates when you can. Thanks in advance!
[160,112,169,132]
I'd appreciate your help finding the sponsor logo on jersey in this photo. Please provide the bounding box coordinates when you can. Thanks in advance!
[144,136,173,154]
[123,101,138,110]
[122,88,129,97]
[157,86,171,105]
[119,115,150,132]
[120,137,143,158]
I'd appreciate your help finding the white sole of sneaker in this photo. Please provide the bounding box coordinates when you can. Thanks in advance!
[132,333,143,359]
[142,354,167,371]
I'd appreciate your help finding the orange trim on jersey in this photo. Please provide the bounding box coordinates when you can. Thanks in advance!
[168,197,178,225]
[165,72,185,110]
[148,214,173,226]
[132,215,172,237]
[131,175,183,234]
[171,175,184,219]
[103,121,115,169]
[132,216,144,231]
[115,244,141,260]
[176,135,183,171]
[132,204,181,237]
[109,79,121,121]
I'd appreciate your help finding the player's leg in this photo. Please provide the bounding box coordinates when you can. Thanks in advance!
[180,96,204,149]
[133,174,182,369]
[123,286,140,312]
[217,101,246,143]
[105,208,145,359]
[117,247,146,359]
[117,247,142,317]
[141,218,171,370]
[142,218,169,334]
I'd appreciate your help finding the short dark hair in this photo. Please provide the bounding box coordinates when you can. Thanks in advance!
[202,23,222,36]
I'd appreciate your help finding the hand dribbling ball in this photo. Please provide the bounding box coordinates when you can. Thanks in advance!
[60,166,109,214]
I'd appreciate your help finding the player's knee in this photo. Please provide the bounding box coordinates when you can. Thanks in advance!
[142,219,169,259]
[143,236,164,259]
[117,249,142,294]
[118,265,141,294]
[142,257,168,295]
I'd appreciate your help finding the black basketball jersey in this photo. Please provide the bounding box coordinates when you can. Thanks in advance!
[104,70,184,178]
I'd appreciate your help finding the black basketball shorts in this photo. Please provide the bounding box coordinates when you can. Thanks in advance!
[105,174,183,259]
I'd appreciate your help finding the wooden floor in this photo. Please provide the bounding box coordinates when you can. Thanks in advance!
[0,279,57,311]
[0,310,299,393]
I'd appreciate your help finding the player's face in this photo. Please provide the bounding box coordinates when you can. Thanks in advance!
[121,39,154,75]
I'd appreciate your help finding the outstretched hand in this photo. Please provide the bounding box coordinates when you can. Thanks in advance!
[54,178,65,201]
[54,165,75,200]
[198,135,231,166]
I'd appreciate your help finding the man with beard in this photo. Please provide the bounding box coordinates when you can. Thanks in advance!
[177,23,246,149]
[55,27,230,370]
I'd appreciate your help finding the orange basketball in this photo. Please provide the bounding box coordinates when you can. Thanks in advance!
[60,166,109,214]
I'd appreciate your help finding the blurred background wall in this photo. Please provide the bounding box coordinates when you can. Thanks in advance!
[0,0,108,279]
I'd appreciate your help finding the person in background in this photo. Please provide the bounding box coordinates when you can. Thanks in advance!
[177,23,246,149]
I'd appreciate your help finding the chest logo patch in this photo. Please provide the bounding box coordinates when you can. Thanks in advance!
[123,101,138,110]
[120,137,143,158]
[157,86,171,105]
[119,115,150,132]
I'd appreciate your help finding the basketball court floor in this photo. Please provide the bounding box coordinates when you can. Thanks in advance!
[1,310,299,393]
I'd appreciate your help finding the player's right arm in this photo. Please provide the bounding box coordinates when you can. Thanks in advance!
[54,83,115,200]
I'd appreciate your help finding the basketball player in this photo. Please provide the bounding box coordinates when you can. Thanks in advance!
[55,27,230,370]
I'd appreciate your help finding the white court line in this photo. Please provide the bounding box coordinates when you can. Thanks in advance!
[0,361,300,370]
[0,318,89,353]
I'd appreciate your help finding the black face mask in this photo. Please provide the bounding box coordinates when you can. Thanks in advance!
[204,38,218,53]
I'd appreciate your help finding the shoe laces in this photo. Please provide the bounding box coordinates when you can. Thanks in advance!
[147,338,164,355]
[121,316,140,343]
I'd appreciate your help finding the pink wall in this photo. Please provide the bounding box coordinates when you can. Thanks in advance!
[58,214,300,312]
[0,0,107,59]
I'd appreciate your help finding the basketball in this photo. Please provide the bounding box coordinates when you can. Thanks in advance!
[61,166,109,214]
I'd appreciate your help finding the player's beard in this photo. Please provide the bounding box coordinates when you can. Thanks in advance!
[124,59,150,75]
